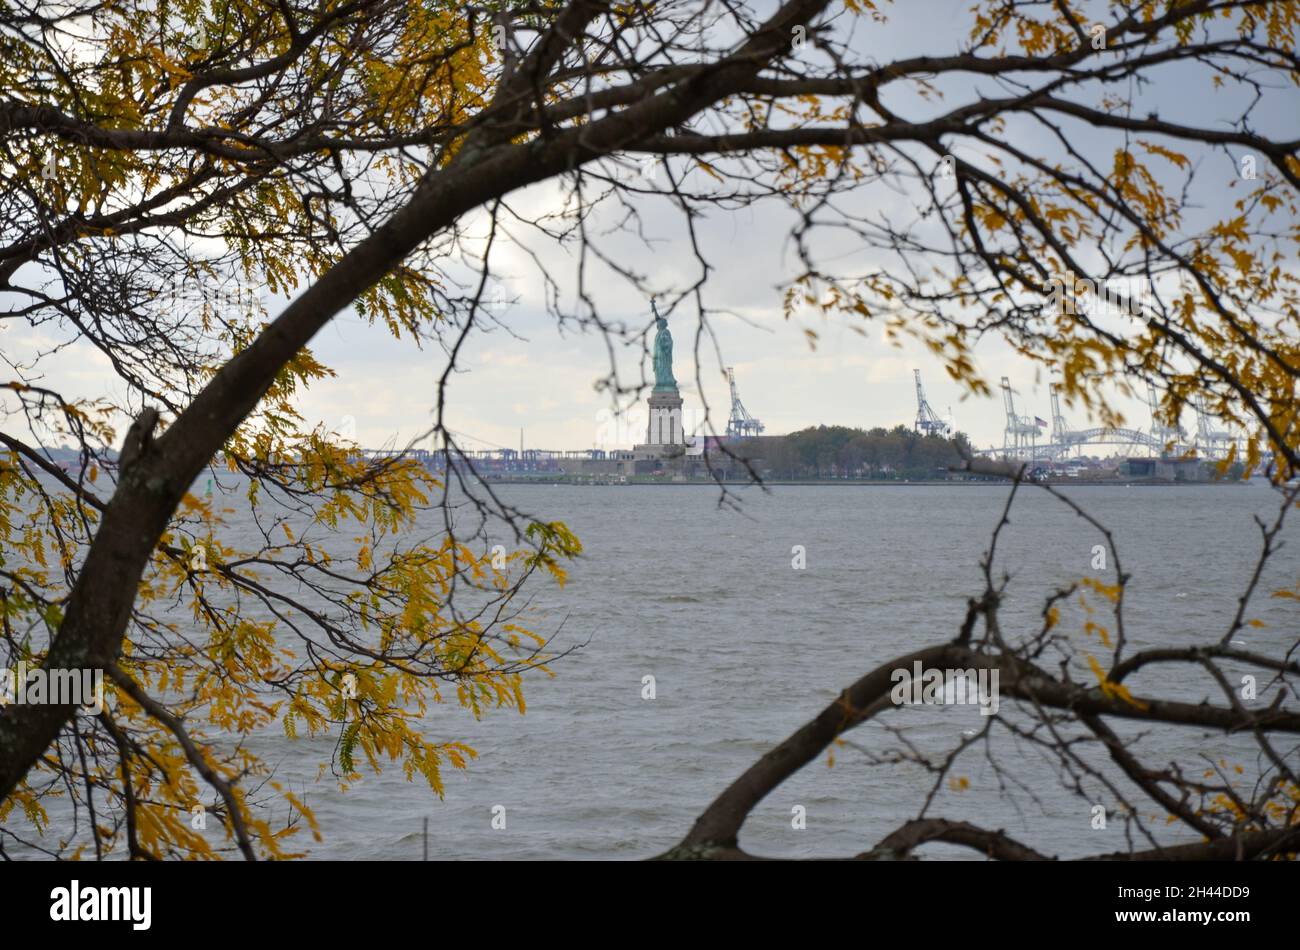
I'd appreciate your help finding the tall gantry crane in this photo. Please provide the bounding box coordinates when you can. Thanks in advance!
[725,366,764,438]
[913,369,952,438]
[1147,382,1186,451]
[1001,377,1042,457]
[1194,395,1236,460]
[1049,384,1080,452]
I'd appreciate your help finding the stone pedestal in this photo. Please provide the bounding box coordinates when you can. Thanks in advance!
[645,389,684,446]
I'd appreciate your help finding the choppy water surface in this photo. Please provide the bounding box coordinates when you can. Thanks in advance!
[220,481,1296,860]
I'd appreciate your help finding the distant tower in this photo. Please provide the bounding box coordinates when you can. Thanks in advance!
[725,367,764,438]
[645,300,685,446]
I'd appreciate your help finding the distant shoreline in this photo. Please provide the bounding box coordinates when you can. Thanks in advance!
[476,476,1251,488]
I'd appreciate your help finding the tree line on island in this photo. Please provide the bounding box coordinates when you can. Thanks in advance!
[733,425,974,481]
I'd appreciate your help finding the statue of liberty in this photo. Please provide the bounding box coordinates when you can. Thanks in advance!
[651,300,676,391]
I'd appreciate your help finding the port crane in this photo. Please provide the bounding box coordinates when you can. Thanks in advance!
[1001,377,1042,456]
[1194,395,1236,460]
[1146,382,1187,451]
[725,367,765,438]
[913,369,952,438]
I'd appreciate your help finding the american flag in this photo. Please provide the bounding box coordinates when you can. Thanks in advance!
[1035,417,1048,427]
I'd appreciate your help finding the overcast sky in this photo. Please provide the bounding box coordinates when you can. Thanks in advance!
[248,0,1300,455]
[9,0,1295,455]
[298,197,1033,454]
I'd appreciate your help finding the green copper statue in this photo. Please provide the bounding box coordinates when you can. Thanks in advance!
[651,300,677,391]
